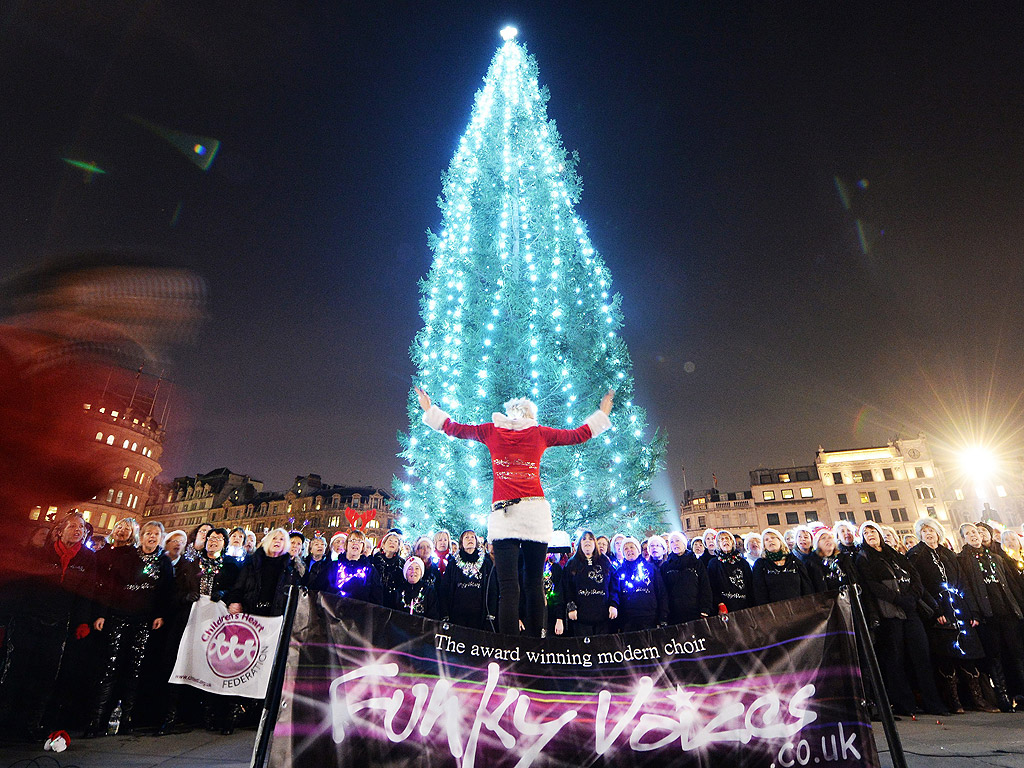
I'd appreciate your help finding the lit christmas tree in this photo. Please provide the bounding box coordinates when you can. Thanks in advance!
[394,27,666,538]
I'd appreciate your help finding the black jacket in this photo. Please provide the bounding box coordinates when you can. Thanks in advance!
[370,551,406,610]
[751,553,813,606]
[615,557,667,626]
[313,555,383,605]
[804,551,856,594]
[230,549,302,616]
[438,550,492,629]
[397,580,440,619]
[707,553,753,613]
[561,552,619,625]
[661,551,713,623]
[20,542,96,628]
[855,544,931,621]
[98,545,174,621]
[957,544,1024,620]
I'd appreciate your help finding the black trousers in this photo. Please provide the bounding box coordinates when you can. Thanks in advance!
[492,539,547,636]
[90,616,151,724]
[978,616,1024,696]
[875,615,944,713]
[570,620,608,637]
[0,614,67,730]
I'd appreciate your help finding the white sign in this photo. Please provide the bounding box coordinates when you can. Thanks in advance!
[169,595,283,698]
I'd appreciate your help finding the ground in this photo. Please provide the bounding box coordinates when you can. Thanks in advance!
[1,713,1023,767]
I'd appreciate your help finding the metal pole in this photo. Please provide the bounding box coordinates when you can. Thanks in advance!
[845,584,909,768]
[250,584,300,768]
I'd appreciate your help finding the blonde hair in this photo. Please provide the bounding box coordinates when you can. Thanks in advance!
[260,527,290,555]
[503,397,537,420]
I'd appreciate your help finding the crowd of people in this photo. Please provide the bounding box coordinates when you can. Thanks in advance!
[2,509,1023,745]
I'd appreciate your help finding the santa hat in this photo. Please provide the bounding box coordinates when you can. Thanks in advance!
[379,530,402,549]
[832,520,858,541]
[622,536,641,553]
[858,520,886,545]
[914,516,947,543]
[44,730,70,753]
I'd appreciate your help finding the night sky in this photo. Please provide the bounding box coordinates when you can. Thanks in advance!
[3,3,1024,517]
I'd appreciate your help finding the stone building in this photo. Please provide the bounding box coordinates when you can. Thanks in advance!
[680,488,756,539]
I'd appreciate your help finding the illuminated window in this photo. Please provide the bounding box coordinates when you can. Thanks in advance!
[837,493,848,505]
[997,486,1008,497]
[781,489,794,500]
[111,411,118,418]
[763,490,776,501]
[107,489,115,502]
[106,435,115,445]
[82,510,91,521]
[133,496,139,509]
[123,467,130,479]
[84,403,91,410]
[860,491,877,503]
[366,519,379,529]
[45,506,58,521]
[108,515,116,528]
[134,470,140,482]
[99,408,105,413]
[29,506,41,520]
[131,442,138,452]
[804,510,818,523]
[98,513,107,528]
[96,432,104,441]
[778,473,791,483]
[853,470,873,483]
[115,491,123,505]
[766,513,780,526]
[122,439,130,449]
[127,494,134,508]
[800,487,813,498]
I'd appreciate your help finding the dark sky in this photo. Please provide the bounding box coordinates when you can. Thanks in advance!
[3,2,1024,514]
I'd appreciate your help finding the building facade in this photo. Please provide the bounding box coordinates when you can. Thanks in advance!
[680,488,756,539]
[143,471,397,547]
[29,394,165,535]
[750,465,830,531]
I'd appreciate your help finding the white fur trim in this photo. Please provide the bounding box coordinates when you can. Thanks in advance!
[914,516,947,542]
[422,405,449,431]
[584,409,612,438]
[492,412,538,431]
[488,497,552,544]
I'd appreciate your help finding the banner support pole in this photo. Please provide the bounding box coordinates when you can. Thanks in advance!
[250,584,299,768]
[845,585,909,768]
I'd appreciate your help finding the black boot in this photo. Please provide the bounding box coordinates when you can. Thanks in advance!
[964,667,1000,713]
[937,669,964,714]
[989,660,1014,713]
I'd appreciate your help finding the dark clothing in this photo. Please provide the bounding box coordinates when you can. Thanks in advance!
[615,557,668,630]
[751,554,812,606]
[855,544,931,622]
[707,553,753,613]
[305,556,329,591]
[187,552,242,601]
[98,546,174,622]
[370,551,405,610]
[805,551,856,594]
[957,544,1024,620]
[313,555,383,606]
[661,551,713,623]
[698,550,714,570]
[492,539,547,636]
[438,550,492,630]
[907,543,984,660]
[19,541,97,628]
[231,550,302,616]
[397,580,440,619]
[561,552,618,630]
[543,559,565,634]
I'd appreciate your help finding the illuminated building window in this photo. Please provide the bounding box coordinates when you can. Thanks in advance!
[133,496,139,509]
[106,435,115,445]
[781,489,794,500]
[84,404,91,410]
[997,486,1008,498]
[115,491,123,505]
[109,515,116,528]
[127,494,134,508]
[123,467,130,479]
[853,470,873,483]
[98,513,107,528]
[82,510,91,521]
[45,506,58,521]
[778,473,791,483]
[122,439,130,449]
[134,470,140,482]
[762,490,776,501]
[29,506,41,520]
[99,408,105,413]
[131,442,138,452]
[111,411,118,418]
[889,489,900,501]
[804,511,818,523]
[96,432,104,441]
[766,513,780,526]
[107,489,115,503]
[800,487,813,498]
[837,493,848,505]
[882,468,894,480]
[860,491,877,504]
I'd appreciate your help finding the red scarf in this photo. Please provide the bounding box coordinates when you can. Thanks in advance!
[53,539,82,578]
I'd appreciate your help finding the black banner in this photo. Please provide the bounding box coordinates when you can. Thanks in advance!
[268,591,878,767]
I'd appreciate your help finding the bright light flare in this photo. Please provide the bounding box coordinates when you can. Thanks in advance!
[959,446,997,480]
[500,26,518,41]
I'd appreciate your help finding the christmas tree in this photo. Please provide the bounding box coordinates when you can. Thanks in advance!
[394,28,666,538]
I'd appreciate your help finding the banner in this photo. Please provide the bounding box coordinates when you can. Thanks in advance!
[169,595,284,698]
[268,591,879,768]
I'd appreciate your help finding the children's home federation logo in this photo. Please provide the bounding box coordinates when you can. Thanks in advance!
[206,620,260,678]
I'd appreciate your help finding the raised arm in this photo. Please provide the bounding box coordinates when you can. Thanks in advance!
[540,389,614,447]
[416,387,491,442]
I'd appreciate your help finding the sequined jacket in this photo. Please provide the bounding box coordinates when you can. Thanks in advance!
[97,545,174,621]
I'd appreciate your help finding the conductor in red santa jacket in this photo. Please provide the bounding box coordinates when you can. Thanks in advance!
[416,386,613,636]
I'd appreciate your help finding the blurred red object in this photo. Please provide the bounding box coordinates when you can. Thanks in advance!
[718,603,728,615]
